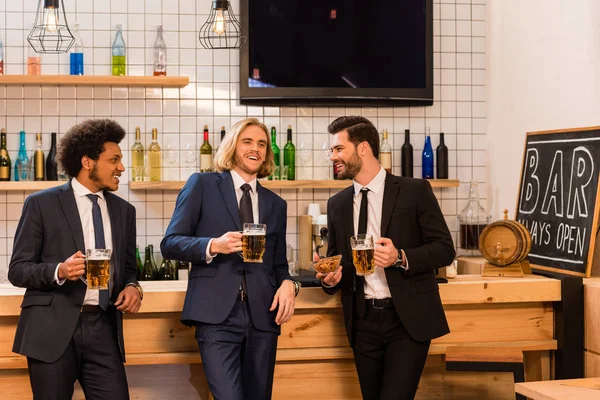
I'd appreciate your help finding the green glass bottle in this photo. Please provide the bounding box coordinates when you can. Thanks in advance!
[135,245,143,280]
[160,259,175,280]
[148,244,160,280]
[283,125,295,180]
[269,126,280,180]
[141,246,154,281]
[200,125,213,172]
[0,129,11,181]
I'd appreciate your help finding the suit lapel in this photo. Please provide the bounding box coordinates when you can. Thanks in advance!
[57,182,85,253]
[105,192,121,275]
[257,182,273,225]
[217,171,242,230]
[340,186,355,258]
[381,173,401,237]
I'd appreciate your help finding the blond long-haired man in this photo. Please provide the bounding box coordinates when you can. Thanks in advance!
[161,118,299,400]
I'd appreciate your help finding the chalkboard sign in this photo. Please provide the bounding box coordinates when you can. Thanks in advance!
[516,127,600,277]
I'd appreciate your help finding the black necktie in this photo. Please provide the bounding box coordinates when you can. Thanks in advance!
[239,183,253,225]
[86,194,109,310]
[358,188,369,235]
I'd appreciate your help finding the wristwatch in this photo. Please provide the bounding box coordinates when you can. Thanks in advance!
[127,282,144,300]
[287,279,301,297]
[393,248,405,269]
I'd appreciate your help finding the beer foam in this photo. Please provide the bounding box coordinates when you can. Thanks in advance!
[244,232,266,236]
[87,257,110,260]
[352,245,373,251]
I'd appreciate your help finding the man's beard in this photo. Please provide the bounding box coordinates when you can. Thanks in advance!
[89,164,109,191]
[336,152,362,180]
[234,153,261,175]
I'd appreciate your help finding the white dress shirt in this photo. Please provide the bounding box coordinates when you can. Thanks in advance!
[54,177,113,305]
[353,166,392,299]
[206,170,259,262]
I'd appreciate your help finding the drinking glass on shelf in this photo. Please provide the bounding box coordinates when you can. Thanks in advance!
[272,166,281,180]
[321,140,332,167]
[183,143,197,169]
[163,143,178,181]
[281,166,289,180]
[298,140,312,180]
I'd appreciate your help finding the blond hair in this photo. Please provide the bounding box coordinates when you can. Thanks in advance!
[214,118,275,179]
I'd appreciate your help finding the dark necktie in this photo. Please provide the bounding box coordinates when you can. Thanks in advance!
[358,188,369,235]
[86,194,109,310]
[239,183,253,225]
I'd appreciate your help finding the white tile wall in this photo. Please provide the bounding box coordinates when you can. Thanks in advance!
[0,0,487,281]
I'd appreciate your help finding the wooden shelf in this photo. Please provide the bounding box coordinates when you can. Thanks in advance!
[0,181,65,191]
[0,75,189,87]
[129,179,460,191]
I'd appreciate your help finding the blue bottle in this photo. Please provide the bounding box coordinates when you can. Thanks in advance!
[14,131,29,181]
[422,127,434,179]
[69,23,84,75]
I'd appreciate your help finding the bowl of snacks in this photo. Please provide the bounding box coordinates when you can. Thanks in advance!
[312,254,342,275]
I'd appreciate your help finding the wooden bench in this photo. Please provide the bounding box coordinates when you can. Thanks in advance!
[446,346,525,400]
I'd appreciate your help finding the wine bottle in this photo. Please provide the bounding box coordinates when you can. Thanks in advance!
[269,126,280,180]
[160,259,175,280]
[422,127,434,179]
[131,127,144,181]
[148,128,161,181]
[436,132,448,179]
[153,25,167,76]
[140,246,154,281]
[200,125,213,172]
[220,126,226,141]
[33,133,45,181]
[14,131,29,181]
[111,24,126,76]
[283,125,295,180]
[177,261,189,281]
[401,129,413,177]
[380,129,392,174]
[0,129,10,181]
[135,245,143,280]
[45,132,58,180]
[69,22,84,75]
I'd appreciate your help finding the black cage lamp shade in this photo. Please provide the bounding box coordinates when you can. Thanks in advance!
[28,0,75,54]
[199,0,246,49]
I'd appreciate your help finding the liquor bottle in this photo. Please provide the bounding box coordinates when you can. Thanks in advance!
[148,244,160,280]
[27,46,41,75]
[152,25,167,76]
[401,129,413,177]
[200,125,213,172]
[380,129,392,174]
[160,259,175,280]
[148,128,161,181]
[458,181,491,250]
[436,132,448,179]
[69,22,84,75]
[14,131,29,181]
[131,127,144,181]
[111,24,126,76]
[135,245,143,280]
[0,129,10,181]
[45,132,58,180]
[422,127,434,179]
[283,125,295,180]
[140,246,154,281]
[0,34,4,75]
[220,126,226,141]
[269,126,280,180]
[33,133,45,181]
[177,260,189,281]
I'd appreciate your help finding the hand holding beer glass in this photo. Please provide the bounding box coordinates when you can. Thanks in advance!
[240,223,267,263]
[81,249,111,289]
[351,234,376,276]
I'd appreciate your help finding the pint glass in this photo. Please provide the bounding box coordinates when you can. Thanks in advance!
[242,223,266,263]
[86,249,111,290]
[351,234,375,276]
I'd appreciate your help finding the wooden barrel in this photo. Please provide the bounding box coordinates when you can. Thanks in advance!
[479,209,532,266]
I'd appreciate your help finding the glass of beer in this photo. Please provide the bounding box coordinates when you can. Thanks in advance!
[351,234,375,276]
[241,223,266,263]
[85,249,111,290]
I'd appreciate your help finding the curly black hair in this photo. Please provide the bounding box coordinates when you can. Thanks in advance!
[328,116,380,159]
[57,119,126,178]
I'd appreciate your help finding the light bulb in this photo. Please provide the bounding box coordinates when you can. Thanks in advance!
[43,7,59,34]
[212,9,226,36]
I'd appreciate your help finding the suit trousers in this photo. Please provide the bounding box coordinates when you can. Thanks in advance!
[27,307,129,400]
[195,299,278,400]
[353,305,430,400]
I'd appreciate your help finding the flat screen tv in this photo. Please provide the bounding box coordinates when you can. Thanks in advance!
[239,0,433,106]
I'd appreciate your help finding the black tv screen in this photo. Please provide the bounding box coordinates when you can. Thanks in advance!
[239,0,433,106]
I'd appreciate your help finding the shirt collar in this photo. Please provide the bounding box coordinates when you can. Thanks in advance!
[71,177,106,202]
[353,166,386,196]
[229,170,257,193]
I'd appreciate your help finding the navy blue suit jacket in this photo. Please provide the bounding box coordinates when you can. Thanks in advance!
[8,182,137,363]
[161,171,290,334]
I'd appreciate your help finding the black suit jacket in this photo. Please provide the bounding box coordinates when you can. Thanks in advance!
[161,172,291,334]
[325,174,454,345]
[8,181,137,363]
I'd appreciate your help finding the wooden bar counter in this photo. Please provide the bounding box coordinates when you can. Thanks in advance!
[0,275,560,399]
